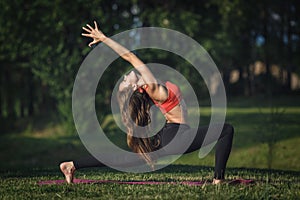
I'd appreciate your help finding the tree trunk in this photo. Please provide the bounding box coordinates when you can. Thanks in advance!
[285,1,292,92]
[28,69,34,116]
[0,68,2,118]
[5,66,16,120]
[262,2,271,95]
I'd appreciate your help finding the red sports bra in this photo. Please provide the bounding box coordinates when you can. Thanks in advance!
[149,81,182,114]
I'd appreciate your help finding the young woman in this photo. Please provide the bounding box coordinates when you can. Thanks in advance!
[60,21,234,184]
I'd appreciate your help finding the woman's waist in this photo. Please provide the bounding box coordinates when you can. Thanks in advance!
[164,103,187,120]
[164,113,188,124]
[163,121,190,129]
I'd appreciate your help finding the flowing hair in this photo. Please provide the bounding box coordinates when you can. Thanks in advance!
[117,87,160,168]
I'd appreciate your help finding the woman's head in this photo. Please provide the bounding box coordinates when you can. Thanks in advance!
[117,70,150,132]
[119,70,142,92]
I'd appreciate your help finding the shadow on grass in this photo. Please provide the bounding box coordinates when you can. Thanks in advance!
[0,134,89,171]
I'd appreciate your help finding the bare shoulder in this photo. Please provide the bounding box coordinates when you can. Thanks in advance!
[145,83,168,103]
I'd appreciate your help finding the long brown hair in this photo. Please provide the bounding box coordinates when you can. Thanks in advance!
[117,87,159,168]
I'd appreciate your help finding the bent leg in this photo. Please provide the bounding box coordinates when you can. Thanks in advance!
[176,123,234,179]
[162,124,234,179]
[214,124,234,179]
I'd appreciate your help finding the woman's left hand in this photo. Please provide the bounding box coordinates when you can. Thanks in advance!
[82,21,107,47]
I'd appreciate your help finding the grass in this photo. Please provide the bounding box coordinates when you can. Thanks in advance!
[0,95,300,199]
[0,166,300,199]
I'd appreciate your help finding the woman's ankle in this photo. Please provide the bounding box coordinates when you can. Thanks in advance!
[60,161,75,171]
[212,178,224,185]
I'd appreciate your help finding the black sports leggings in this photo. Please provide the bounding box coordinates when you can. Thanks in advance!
[73,123,234,179]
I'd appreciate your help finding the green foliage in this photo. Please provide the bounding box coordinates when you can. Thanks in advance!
[1,0,300,134]
[0,0,141,133]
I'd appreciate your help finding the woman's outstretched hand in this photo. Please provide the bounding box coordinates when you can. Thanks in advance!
[82,21,107,47]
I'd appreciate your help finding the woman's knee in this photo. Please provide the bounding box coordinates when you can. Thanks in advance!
[223,123,234,137]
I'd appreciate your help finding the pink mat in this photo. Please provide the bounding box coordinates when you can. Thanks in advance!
[37,179,254,186]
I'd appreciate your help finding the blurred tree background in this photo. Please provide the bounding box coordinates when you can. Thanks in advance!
[0,0,299,134]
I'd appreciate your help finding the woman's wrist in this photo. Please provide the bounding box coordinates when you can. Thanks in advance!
[100,35,108,43]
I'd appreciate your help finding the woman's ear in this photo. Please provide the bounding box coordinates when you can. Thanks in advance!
[132,84,138,91]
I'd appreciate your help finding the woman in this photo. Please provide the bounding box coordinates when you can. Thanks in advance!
[60,21,234,184]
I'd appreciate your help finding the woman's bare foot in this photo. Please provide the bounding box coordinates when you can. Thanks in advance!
[212,178,224,185]
[60,161,76,184]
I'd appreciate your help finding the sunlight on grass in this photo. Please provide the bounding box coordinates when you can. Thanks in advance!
[1,96,299,171]
[174,136,300,171]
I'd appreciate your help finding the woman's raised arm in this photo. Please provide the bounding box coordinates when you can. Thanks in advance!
[82,21,167,101]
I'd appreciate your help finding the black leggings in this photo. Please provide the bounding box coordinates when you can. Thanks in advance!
[73,123,234,179]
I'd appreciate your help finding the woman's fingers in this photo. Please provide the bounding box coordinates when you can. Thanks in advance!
[88,41,97,47]
[82,22,103,47]
[82,26,92,33]
[93,21,98,30]
[86,24,94,30]
[81,33,91,37]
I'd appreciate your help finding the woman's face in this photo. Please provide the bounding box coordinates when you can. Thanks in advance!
[119,71,139,92]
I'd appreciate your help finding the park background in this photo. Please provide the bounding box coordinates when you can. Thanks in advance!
[0,0,300,199]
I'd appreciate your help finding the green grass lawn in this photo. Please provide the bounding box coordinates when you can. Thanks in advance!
[1,166,299,199]
[0,95,299,199]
